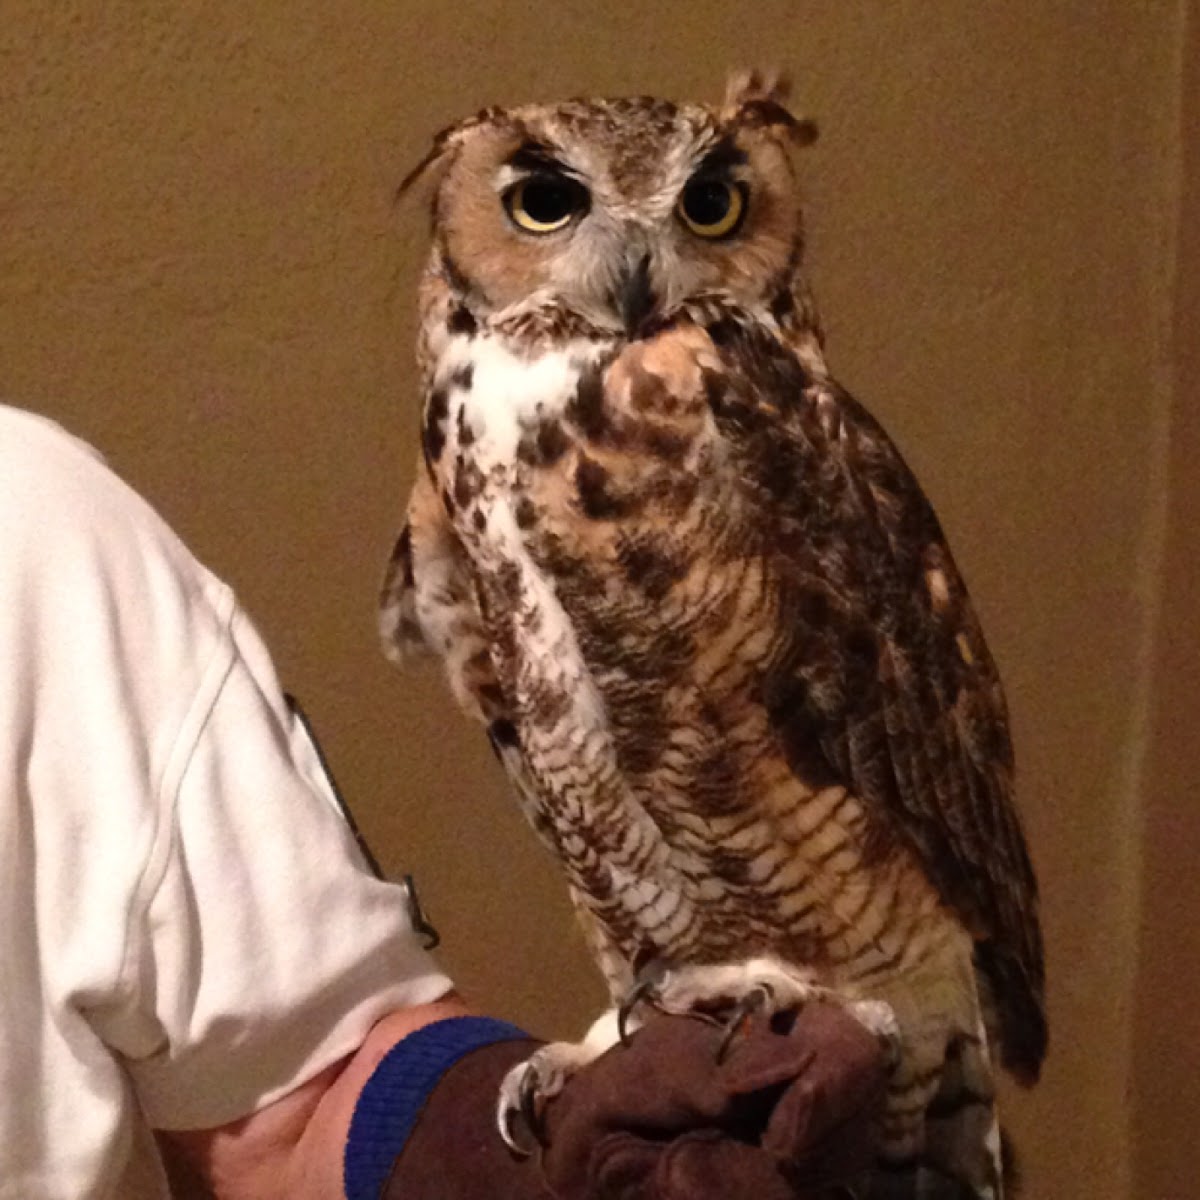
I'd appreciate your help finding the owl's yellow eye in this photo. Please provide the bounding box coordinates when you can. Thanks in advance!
[677,178,747,239]
[504,175,588,234]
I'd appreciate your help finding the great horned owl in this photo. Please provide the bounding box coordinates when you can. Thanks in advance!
[381,72,1045,1198]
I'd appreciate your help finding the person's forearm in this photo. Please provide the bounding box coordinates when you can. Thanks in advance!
[168,995,471,1200]
[168,995,888,1200]
[288,996,475,1199]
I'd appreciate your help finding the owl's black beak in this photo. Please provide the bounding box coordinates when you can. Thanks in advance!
[617,254,657,337]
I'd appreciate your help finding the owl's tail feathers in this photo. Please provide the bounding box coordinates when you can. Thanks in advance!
[853,1163,993,1200]
[852,1136,1019,1200]
[867,1035,1010,1200]
[974,942,1047,1088]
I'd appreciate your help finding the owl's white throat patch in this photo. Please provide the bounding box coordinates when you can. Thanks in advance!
[429,327,613,763]
[434,332,604,472]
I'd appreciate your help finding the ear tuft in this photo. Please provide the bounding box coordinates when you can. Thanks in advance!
[723,67,791,111]
[396,105,508,201]
[721,69,818,148]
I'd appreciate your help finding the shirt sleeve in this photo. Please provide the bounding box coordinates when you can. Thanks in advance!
[106,604,453,1131]
[0,406,451,1192]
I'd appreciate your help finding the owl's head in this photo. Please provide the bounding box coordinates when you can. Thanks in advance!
[405,71,818,336]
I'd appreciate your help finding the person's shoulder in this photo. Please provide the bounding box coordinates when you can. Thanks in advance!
[0,402,138,521]
[0,402,110,472]
[0,402,225,609]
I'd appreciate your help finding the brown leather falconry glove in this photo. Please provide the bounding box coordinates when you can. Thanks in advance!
[367,1005,887,1199]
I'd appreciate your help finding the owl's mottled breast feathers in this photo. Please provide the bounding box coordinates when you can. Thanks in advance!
[388,295,1044,1081]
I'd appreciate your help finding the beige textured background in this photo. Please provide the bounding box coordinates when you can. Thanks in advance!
[0,3,1195,1197]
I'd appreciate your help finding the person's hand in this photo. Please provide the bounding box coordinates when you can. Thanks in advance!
[540,1003,887,1199]
[383,1001,886,1199]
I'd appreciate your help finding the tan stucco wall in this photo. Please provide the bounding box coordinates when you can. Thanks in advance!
[0,4,1191,1196]
[1131,3,1200,1195]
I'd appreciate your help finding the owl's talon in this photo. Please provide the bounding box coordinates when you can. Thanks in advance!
[519,1063,550,1148]
[498,1096,536,1158]
[617,958,670,1044]
[497,1061,544,1157]
[716,983,773,1062]
[617,978,656,1045]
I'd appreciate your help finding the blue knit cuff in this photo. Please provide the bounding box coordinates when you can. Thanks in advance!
[343,1015,529,1200]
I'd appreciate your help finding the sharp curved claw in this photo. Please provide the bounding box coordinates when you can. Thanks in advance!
[499,1100,536,1158]
[519,1063,549,1148]
[617,977,657,1046]
[716,983,773,1063]
[618,957,671,1045]
[498,1064,543,1158]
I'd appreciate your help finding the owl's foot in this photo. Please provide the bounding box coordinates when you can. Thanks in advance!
[496,1009,622,1153]
[497,1043,580,1153]
[618,954,900,1065]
